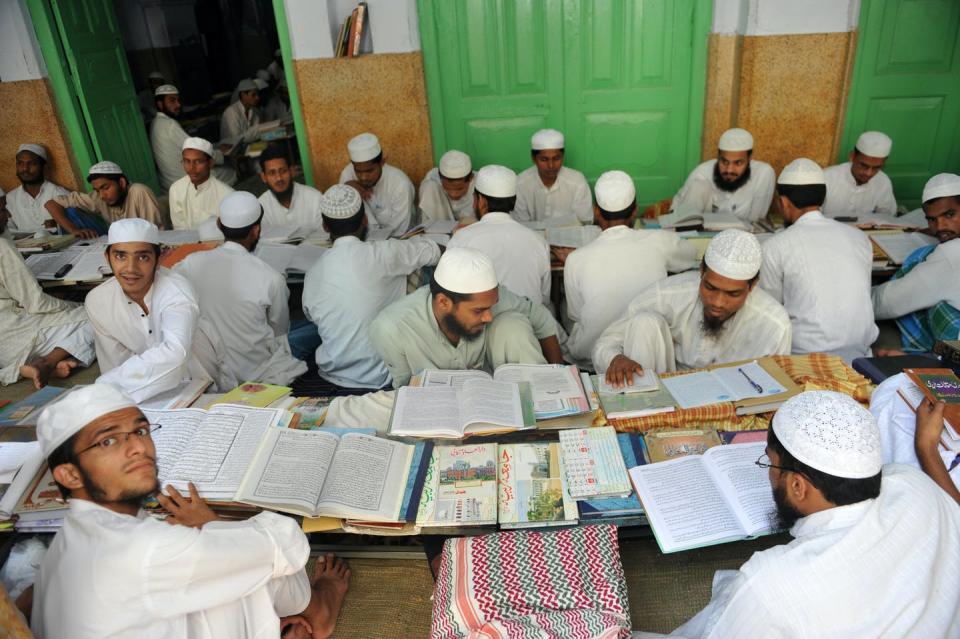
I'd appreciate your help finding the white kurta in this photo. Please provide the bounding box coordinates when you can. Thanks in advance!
[150,112,234,190]
[32,500,310,639]
[822,162,897,217]
[759,211,878,359]
[4,181,69,231]
[446,212,551,304]
[671,159,776,224]
[563,226,699,367]
[85,268,204,403]
[338,163,415,238]
[668,465,960,639]
[169,175,235,230]
[872,238,960,320]
[219,99,261,144]
[417,168,475,222]
[302,235,440,388]
[513,165,593,224]
[592,270,792,373]
[174,242,306,386]
[258,182,326,239]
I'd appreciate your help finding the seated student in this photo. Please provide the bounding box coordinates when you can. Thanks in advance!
[257,143,326,239]
[261,74,291,122]
[5,143,68,232]
[670,128,775,224]
[46,161,162,238]
[220,79,261,144]
[174,192,307,388]
[759,159,878,361]
[872,173,960,351]
[634,390,960,638]
[85,219,219,403]
[594,229,791,383]
[418,150,476,223]
[563,170,698,369]
[137,70,165,120]
[338,132,415,238]
[0,205,94,389]
[32,383,350,638]
[446,165,551,305]
[822,131,896,217]
[514,128,592,224]
[370,247,563,388]
[169,137,235,235]
[302,185,441,389]
[150,84,236,190]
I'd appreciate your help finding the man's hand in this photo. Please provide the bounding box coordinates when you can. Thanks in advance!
[604,355,645,388]
[157,482,221,528]
[916,399,947,455]
[70,227,98,240]
[551,246,575,265]
[344,180,372,201]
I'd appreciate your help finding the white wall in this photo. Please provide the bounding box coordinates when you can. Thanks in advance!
[713,0,860,36]
[284,0,420,60]
[0,0,46,82]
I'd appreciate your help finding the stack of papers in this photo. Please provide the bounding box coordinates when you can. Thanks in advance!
[25,246,110,281]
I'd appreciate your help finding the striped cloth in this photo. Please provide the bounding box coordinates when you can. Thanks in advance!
[891,244,960,351]
[431,524,631,639]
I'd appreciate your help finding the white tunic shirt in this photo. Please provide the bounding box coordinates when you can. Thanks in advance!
[563,226,699,365]
[593,270,792,372]
[822,162,897,217]
[446,212,551,304]
[169,175,235,230]
[175,242,305,386]
[4,181,69,231]
[418,167,475,222]
[514,165,593,224]
[338,163,415,238]
[150,112,229,191]
[759,211,878,358]
[671,159,776,223]
[219,99,261,144]
[670,465,960,639]
[86,268,202,403]
[872,238,960,319]
[258,182,326,239]
[302,235,440,388]
[32,501,310,639]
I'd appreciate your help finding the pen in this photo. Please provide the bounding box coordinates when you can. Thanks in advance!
[738,367,763,394]
[54,263,74,279]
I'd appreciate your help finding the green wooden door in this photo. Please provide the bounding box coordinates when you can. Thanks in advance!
[418,0,710,205]
[841,0,960,208]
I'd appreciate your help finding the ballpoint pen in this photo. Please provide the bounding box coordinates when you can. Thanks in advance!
[738,367,763,394]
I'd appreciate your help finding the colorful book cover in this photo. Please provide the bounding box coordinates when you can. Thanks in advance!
[577,433,645,520]
[558,427,632,500]
[416,444,498,526]
[0,386,65,427]
[211,382,291,408]
[498,442,578,528]
[644,428,722,463]
[905,368,960,427]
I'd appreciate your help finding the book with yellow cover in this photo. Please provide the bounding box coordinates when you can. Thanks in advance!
[210,382,291,408]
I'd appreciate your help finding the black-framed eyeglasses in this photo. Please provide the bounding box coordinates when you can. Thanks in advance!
[76,424,162,456]
[755,453,795,474]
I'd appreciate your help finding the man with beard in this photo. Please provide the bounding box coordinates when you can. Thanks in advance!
[417,149,476,223]
[370,247,563,388]
[5,143,68,232]
[31,383,351,638]
[513,128,592,224]
[257,143,325,239]
[169,137,235,235]
[633,391,960,638]
[595,229,790,385]
[760,159,877,360]
[670,128,776,224]
[220,79,262,144]
[150,84,236,190]
[872,173,960,351]
[822,131,897,217]
[338,132,415,238]
[175,192,306,388]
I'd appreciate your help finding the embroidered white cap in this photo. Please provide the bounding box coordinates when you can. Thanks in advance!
[595,170,636,212]
[37,384,139,459]
[107,218,159,245]
[320,184,363,219]
[154,84,179,97]
[777,158,826,186]
[434,247,498,294]
[236,78,258,93]
[439,150,472,180]
[88,161,123,176]
[17,143,48,161]
[181,136,214,157]
[219,191,262,228]
[475,165,517,198]
[531,128,564,151]
[855,131,892,158]
[347,133,382,163]
[704,229,762,280]
[922,173,960,204]
[772,390,882,478]
[718,128,754,152]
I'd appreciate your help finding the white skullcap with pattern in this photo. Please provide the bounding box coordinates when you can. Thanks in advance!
[182,136,213,157]
[434,247,498,294]
[855,131,892,158]
[531,128,564,151]
[348,133,382,163]
[475,165,517,198]
[439,150,472,179]
[778,158,825,186]
[107,218,159,245]
[88,161,123,176]
[718,128,753,152]
[922,173,960,204]
[154,84,178,96]
[704,229,762,280]
[595,170,636,211]
[320,184,362,219]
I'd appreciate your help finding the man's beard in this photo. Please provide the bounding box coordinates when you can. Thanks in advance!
[161,105,180,120]
[77,461,158,509]
[17,173,43,187]
[271,182,295,203]
[442,312,484,342]
[700,310,729,338]
[772,480,803,531]
[713,163,752,193]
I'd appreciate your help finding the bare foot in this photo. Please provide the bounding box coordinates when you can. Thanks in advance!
[280,614,312,638]
[19,358,55,390]
[53,357,80,379]
[304,553,351,639]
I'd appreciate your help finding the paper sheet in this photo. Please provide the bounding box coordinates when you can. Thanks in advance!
[546,225,601,248]
[597,371,659,395]
[254,243,297,274]
[0,442,39,483]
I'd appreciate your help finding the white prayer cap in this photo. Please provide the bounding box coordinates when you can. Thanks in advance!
[531,128,564,151]
[595,170,636,211]
[256,69,271,82]
[253,78,269,91]
[434,247,498,294]
[88,161,123,177]
[236,78,258,93]
[704,229,762,280]
[148,70,164,80]
[107,218,159,245]
[219,191,262,228]
[777,158,825,186]
[347,133,382,163]
[319,184,362,219]
[439,150,472,179]
[181,136,213,157]
[154,84,178,97]
[855,131,892,158]
[17,143,47,161]
[37,384,138,459]
[922,173,960,204]
[772,390,882,479]
[718,128,754,152]
[475,165,517,198]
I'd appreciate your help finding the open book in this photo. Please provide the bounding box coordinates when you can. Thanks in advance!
[25,245,110,281]
[628,441,779,553]
[897,378,960,453]
[255,242,327,276]
[660,359,797,413]
[546,225,601,248]
[658,210,748,231]
[869,232,936,265]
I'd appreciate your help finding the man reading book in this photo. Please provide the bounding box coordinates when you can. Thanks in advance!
[30,384,350,638]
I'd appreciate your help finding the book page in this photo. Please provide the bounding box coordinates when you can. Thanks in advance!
[254,243,296,274]
[596,370,659,395]
[703,442,778,536]
[143,408,205,485]
[871,232,936,264]
[712,361,786,401]
[661,370,733,408]
[494,364,588,417]
[25,250,80,280]
[316,433,412,521]
[545,225,601,248]
[390,386,463,437]
[421,369,491,392]
[459,379,524,430]
[288,243,327,273]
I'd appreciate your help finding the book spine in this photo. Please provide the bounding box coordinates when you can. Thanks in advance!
[351,3,366,57]
[346,8,359,57]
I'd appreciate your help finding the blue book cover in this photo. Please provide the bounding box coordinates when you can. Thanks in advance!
[0,386,65,427]
[400,441,434,522]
